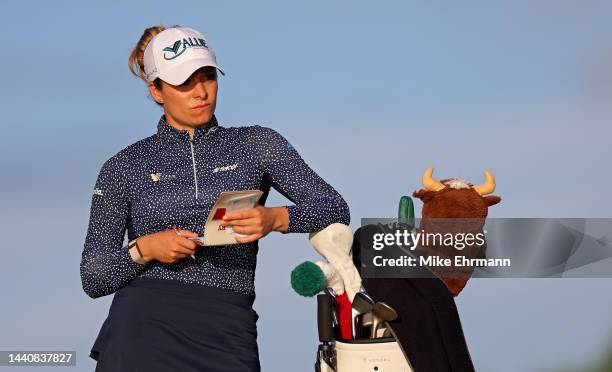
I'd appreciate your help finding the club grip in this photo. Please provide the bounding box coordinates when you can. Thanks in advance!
[317,294,334,342]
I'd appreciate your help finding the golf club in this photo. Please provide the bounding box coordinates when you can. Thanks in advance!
[351,291,374,339]
[371,302,398,339]
[323,287,338,327]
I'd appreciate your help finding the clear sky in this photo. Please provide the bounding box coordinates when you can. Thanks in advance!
[1,1,612,371]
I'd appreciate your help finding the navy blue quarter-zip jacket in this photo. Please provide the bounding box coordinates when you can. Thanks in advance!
[80,115,350,299]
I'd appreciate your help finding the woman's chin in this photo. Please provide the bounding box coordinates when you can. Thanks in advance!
[190,112,213,125]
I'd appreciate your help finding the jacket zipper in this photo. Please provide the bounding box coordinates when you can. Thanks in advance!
[189,140,199,199]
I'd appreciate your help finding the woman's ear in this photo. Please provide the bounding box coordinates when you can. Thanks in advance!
[148,81,164,104]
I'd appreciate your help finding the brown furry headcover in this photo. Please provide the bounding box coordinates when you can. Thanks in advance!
[412,168,501,296]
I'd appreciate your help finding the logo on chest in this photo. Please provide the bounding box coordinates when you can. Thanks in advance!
[213,163,238,173]
[150,172,178,182]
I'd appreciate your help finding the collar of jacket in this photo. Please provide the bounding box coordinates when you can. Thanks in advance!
[156,114,219,144]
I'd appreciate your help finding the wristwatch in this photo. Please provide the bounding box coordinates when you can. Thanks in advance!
[128,238,149,265]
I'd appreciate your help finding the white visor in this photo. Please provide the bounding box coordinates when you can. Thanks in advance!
[143,27,225,86]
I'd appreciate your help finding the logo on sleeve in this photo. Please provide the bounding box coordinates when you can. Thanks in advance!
[93,188,103,196]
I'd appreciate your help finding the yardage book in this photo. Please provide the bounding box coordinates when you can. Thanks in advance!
[188,190,264,246]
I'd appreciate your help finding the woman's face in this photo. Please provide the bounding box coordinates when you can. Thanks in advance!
[149,66,218,129]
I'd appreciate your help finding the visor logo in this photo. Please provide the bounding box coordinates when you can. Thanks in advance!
[163,38,208,60]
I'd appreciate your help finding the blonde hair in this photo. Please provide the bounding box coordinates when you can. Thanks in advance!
[128,25,169,82]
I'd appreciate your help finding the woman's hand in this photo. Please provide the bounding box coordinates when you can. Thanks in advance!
[221,206,289,244]
[136,229,199,264]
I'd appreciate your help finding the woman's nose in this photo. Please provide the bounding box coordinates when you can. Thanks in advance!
[193,81,208,99]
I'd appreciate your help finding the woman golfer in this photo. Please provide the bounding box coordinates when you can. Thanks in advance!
[80,25,350,371]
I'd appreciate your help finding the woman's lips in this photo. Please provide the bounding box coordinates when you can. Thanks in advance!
[192,104,210,110]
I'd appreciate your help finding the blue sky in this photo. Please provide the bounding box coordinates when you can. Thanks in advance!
[1,1,612,371]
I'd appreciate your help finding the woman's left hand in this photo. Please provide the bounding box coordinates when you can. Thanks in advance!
[221,206,289,243]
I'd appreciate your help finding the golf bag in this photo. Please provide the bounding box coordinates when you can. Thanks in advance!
[314,292,413,372]
[313,195,475,371]
[350,224,476,372]
[314,224,475,372]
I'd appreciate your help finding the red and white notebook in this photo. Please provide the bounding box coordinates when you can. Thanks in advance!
[189,190,264,246]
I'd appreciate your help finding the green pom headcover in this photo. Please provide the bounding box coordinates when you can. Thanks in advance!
[290,261,326,297]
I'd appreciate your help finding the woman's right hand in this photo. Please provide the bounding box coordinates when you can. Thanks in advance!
[136,229,199,264]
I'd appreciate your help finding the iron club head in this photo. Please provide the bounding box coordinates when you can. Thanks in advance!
[373,302,398,322]
[370,302,398,339]
[351,292,375,338]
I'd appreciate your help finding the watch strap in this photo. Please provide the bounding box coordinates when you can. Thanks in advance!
[128,239,149,265]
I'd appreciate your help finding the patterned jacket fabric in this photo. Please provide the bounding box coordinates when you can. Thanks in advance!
[80,115,350,298]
